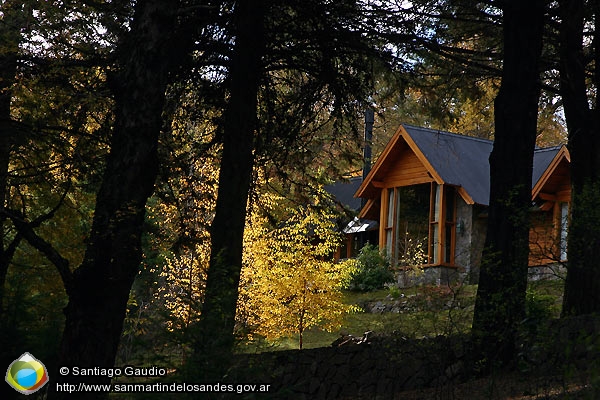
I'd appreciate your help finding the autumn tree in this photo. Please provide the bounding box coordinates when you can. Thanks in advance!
[472,0,546,369]
[192,0,379,378]
[239,189,356,350]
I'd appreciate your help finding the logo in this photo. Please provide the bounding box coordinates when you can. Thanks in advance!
[5,352,49,395]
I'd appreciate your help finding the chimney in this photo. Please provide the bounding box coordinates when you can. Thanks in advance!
[362,109,374,182]
[361,109,374,210]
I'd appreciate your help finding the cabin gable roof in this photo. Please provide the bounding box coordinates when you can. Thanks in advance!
[532,145,571,202]
[355,124,568,207]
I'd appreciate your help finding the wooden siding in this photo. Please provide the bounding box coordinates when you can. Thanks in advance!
[529,209,558,266]
[537,159,571,202]
[382,147,433,188]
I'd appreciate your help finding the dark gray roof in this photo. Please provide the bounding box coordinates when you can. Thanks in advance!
[403,125,562,206]
[325,176,363,212]
[532,146,563,188]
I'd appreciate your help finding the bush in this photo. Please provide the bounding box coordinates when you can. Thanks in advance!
[525,287,556,322]
[348,244,395,291]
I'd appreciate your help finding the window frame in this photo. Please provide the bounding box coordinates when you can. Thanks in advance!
[382,182,457,267]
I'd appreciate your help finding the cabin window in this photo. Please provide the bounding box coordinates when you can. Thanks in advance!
[444,186,456,263]
[384,189,395,258]
[560,202,569,261]
[383,183,456,266]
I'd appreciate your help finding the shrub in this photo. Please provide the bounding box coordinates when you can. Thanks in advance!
[348,244,395,291]
[525,287,557,322]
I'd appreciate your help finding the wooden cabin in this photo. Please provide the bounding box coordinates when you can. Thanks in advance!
[344,124,570,286]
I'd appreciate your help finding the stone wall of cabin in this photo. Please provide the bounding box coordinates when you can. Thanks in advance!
[468,205,488,284]
[454,196,473,282]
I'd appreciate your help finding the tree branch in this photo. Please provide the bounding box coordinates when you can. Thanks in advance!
[0,186,74,292]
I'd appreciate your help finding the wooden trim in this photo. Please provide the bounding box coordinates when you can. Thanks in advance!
[556,190,571,202]
[355,125,406,198]
[445,186,457,264]
[358,198,376,219]
[355,124,446,199]
[379,189,387,249]
[428,183,436,264]
[456,186,475,205]
[378,182,458,267]
[539,201,554,212]
[539,193,557,201]
[552,201,560,254]
[399,125,445,185]
[532,146,570,200]
[438,184,446,266]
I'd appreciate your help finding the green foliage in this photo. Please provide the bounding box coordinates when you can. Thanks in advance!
[525,287,557,322]
[348,244,395,292]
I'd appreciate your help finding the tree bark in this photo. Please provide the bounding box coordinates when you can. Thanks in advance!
[559,0,600,316]
[192,0,265,380]
[49,1,187,398]
[472,0,545,370]
[0,0,25,324]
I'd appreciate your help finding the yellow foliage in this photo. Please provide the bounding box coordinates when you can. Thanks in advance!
[239,189,356,348]
[156,243,209,332]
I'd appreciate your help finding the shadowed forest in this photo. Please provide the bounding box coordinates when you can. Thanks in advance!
[2,1,600,399]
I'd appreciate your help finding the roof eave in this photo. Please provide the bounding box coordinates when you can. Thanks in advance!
[531,145,570,200]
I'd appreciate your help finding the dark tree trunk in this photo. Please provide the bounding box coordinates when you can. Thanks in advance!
[559,0,600,316]
[49,1,186,398]
[192,0,265,380]
[0,0,25,324]
[472,0,545,369]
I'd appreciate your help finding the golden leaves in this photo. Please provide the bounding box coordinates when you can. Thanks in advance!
[238,187,355,348]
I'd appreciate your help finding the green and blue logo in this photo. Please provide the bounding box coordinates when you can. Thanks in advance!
[5,352,49,395]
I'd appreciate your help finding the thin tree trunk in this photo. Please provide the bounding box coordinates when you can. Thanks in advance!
[192,0,265,380]
[49,1,186,398]
[472,0,545,370]
[560,0,600,316]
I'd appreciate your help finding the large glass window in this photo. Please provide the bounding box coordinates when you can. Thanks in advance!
[384,183,456,266]
[394,184,430,266]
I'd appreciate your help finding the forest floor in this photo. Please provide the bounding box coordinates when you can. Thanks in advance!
[238,279,564,352]
[396,372,596,400]
[233,279,599,399]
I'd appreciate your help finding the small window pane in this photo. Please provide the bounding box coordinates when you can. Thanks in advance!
[386,189,394,228]
[433,184,440,222]
[444,224,453,263]
[431,224,439,264]
[445,187,455,222]
[560,202,569,261]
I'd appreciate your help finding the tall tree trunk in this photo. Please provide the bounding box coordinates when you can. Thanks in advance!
[192,0,265,380]
[49,1,186,398]
[560,0,600,316]
[0,0,25,325]
[472,0,545,370]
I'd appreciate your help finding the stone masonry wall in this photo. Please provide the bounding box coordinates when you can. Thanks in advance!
[231,335,466,399]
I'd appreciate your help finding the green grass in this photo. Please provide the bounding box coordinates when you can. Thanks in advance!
[237,280,563,353]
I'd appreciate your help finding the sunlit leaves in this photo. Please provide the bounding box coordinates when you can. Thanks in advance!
[239,188,356,349]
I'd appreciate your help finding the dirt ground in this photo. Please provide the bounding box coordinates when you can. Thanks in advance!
[394,372,596,400]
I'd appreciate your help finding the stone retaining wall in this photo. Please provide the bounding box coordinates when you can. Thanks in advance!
[228,316,600,399]
[231,335,466,399]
